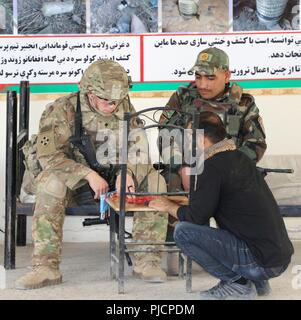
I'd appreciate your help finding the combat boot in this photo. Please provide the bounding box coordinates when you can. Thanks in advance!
[15,266,62,290]
[133,260,167,283]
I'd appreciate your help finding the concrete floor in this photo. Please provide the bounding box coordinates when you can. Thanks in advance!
[0,241,300,300]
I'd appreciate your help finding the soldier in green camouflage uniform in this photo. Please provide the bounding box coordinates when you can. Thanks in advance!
[160,47,266,189]
[15,60,168,290]
[159,48,267,256]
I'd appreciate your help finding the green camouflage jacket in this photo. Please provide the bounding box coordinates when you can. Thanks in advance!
[35,92,149,191]
[159,82,267,166]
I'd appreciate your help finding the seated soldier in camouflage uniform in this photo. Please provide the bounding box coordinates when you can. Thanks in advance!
[16,60,168,290]
[159,47,267,275]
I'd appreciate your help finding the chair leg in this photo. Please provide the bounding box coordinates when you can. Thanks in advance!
[109,209,116,280]
[16,215,27,246]
[179,251,184,278]
[118,211,125,294]
[186,257,192,293]
[118,243,125,294]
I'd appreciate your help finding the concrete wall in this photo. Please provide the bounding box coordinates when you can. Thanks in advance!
[1,92,301,244]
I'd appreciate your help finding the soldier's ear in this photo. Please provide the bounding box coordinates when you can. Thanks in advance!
[225,70,231,84]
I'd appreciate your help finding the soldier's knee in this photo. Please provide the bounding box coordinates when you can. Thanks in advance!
[147,171,167,193]
[163,172,182,192]
[36,171,67,199]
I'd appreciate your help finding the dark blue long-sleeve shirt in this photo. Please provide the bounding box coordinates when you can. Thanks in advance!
[177,150,294,268]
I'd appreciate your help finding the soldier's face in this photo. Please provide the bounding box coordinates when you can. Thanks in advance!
[195,70,231,100]
[87,93,118,115]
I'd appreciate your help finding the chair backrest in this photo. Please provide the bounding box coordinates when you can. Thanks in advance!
[109,107,197,294]
[118,107,201,213]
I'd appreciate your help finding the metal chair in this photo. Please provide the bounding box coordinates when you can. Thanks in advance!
[108,107,200,294]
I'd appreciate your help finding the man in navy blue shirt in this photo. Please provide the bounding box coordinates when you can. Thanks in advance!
[149,111,294,300]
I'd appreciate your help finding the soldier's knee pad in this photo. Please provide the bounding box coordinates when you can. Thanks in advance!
[37,172,67,199]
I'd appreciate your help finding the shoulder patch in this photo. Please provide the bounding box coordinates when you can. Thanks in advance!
[37,129,57,157]
[159,109,176,124]
[163,109,176,119]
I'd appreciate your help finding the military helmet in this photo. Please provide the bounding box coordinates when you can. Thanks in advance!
[79,60,129,101]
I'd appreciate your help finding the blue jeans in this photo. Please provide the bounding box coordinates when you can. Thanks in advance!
[174,221,288,283]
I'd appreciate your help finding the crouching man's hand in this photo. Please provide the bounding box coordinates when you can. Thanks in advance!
[148,196,180,219]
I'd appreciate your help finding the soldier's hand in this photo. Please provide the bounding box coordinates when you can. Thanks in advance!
[115,174,136,196]
[85,171,109,199]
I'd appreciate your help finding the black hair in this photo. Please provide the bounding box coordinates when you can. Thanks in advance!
[196,111,227,144]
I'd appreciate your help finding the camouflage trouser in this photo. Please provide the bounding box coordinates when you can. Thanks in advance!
[132,169,168,264]
[32,170,67,268]
[32,169,168,267]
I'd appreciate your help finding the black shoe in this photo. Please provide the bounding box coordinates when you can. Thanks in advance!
[199,280,257,300]
[254,280,271,296]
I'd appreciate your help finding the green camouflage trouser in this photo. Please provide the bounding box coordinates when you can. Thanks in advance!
[132,170,168,264]
[32,169,168,267]
[32,170,67,268]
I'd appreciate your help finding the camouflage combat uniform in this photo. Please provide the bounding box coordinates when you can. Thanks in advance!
[30,60,168,269]
[159,47,266,183]
[159,48,267,241]
[159,81,267,169]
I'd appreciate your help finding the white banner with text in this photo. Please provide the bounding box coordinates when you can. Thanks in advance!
[0,32,301,84]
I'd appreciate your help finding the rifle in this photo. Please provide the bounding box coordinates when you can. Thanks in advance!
[69,91,116,191]
[154,162,294,178]
[69,92,115,223]
[256,167,294,177]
